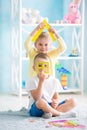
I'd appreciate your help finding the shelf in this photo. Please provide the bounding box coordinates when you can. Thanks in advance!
[22,88,81,95]
[22,57,29,60]
[11,0,84,96]
[22,23,82,27]
[22,23,82,34]
[59,88,82,93]
[22,56,82,61]
[21,87,82,95]
[58,56,82,60]
[22,89,28,95]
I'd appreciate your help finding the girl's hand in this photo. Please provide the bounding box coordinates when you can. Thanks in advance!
[49,26,59,38]
[49,26,56,33]
[37,22,45,30]
[30,22,45,37]
[52,99,58,109]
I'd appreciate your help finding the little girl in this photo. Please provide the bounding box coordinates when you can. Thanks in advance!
[25,21,66,77]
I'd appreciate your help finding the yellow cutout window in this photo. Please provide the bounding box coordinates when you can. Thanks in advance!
[36,61,50,74]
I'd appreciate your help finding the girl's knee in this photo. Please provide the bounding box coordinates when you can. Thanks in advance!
[69,98,77,107]
[36,98,47,108]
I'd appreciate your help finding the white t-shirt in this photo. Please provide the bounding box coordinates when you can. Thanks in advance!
[26,76,62,109]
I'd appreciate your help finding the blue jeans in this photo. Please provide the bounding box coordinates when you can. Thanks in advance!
[29,100,66,117]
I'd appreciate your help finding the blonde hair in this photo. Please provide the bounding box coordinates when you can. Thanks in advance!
[34,53,50,65]
[35,32,51,44]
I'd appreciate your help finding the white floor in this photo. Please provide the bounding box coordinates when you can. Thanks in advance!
[0,93,87,111]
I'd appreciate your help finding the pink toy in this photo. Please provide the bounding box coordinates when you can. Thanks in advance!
[48,120,85,128]
[64,2,81,24]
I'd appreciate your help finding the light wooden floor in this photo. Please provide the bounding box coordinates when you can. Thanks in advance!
[0,93,87,111]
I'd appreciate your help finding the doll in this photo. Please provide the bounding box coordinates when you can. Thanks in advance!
[64,2,81,24]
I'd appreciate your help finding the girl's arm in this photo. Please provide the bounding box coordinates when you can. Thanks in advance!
[24,22,45,52]
[51,92,59,109]
[30,22,45,37]
[49,26,67,57]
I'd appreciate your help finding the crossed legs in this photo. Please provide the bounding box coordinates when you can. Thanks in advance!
[36,98,76,116]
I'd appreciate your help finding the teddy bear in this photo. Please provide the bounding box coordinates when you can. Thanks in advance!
[64,2,81,24]
[22,8,44,24]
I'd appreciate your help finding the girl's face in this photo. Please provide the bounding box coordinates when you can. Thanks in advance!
[35,37,51,54]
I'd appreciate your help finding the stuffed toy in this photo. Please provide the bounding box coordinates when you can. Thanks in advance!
[22,8,44,24]
[64,2,81,24]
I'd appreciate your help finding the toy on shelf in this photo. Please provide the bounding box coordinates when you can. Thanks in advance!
[22,8,44,24]
[22,80,26,89]
[69,47,79,57]
[55,62,71,90]
[54,20,64,24]
[61,75,68,90]
[32,19,56,42]
[64,2,81,24]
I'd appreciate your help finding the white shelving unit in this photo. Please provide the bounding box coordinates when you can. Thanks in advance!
[11,0,85,96]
